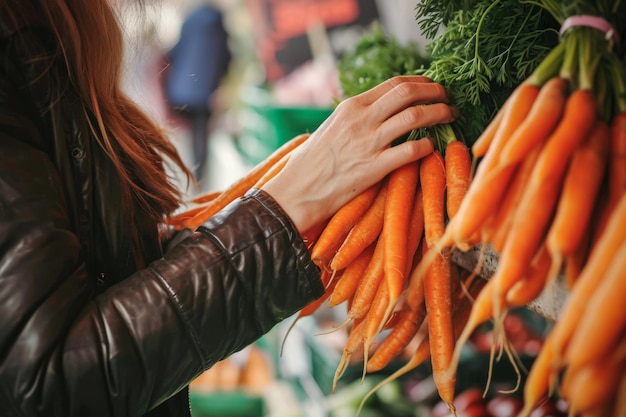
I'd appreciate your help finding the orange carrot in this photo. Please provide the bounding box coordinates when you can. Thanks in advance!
[487,145,541,253]
[165,204,214,229]
[563,222,591,289]
[328,242,375,307]
[347,233,386,320]
[332,319,366,392]
[366,306,426,373]
[564,239,626,373]
[166,192,224,228]
[491,88,598,317]
[612,370,626,417]
[404,187,425,274]
[471,103,505,158]
[405,241,426,312]
[330,181,388,271]
[445,140,472,220]
[311,182,381,267]
[405,167,445,309]
[519,337,560,417]
[357,324,432,417]
[423,245,456,407]
[594,111,626,242]
[382,161,420,308]
[545,119,609,282]
[403,196,430,315]
[189,190,223,204]
[176,133,309,230]
[358,273,485,417]
[361,182,424,352]
[437,82,540,251]
[497,76,569,167]
[519,194,626,416]
[489,172,559,318]
[505,242,552,308]
[530,89,598,182]
[420,151,446,248]
[361,279,392,373]
[560,341,626,416]
[401,188,426,310]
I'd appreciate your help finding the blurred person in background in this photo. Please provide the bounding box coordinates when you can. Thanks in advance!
[162,2,231,183]
[0,0,456,416]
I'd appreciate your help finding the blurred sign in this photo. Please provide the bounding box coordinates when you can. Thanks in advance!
[248,0,379,83]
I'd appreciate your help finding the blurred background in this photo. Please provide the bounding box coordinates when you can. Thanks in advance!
[118,0,427,195]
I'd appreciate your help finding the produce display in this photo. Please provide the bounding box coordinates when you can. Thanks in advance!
[415,1,626,416]
[168,1,626,416]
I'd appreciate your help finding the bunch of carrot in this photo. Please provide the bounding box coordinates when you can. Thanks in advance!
[300,131,476,415]
[165,14,626,415]
[166,123,478,412]
[412,11,626,417]
[520,194,626,417]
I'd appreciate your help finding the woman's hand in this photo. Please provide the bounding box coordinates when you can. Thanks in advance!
[261,75,457,233]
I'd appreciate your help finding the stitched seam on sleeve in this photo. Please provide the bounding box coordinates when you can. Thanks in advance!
[195,230,266,336]
[147,267,209,367]
[245,190,294,240]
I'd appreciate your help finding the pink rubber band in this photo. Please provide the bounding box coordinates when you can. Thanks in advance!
[560,15,620,46]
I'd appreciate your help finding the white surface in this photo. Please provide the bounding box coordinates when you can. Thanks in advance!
[451,245,567,321]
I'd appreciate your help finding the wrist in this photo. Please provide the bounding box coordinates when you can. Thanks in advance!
[260,180,323,234]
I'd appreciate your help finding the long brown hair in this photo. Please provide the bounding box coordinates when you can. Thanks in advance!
[3,0,194,229]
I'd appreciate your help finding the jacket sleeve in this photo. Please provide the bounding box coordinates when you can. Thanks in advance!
[0,96,324,416]
[62,189,324,416]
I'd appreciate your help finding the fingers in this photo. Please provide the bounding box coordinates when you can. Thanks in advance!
[333,77,453,149]
[371,80,449,121]
[379,102,458,144]
[357,75,434,106]
[262,76,457,233]
[375,137,435,175]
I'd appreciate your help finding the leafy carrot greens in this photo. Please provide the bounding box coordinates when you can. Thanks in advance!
[415,0,560,145]
[337,23,430,99]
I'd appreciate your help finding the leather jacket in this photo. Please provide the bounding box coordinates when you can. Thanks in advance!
[0,13,324,417]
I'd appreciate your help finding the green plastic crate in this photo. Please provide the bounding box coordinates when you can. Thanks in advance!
[189,391,265,417]
[237,86,333,165]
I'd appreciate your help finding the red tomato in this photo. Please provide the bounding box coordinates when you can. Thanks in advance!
[454,387,486,411]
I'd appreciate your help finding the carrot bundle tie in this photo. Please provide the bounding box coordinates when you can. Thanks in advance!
[559,15,620,47]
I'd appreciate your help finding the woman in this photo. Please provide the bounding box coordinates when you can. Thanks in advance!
[0,0,456,416]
